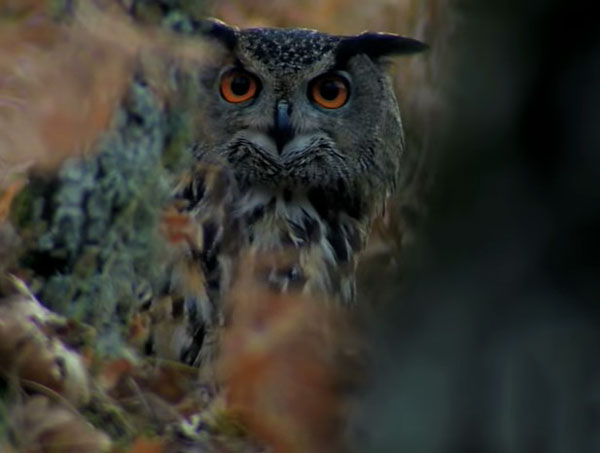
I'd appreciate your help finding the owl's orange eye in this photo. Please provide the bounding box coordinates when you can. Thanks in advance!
[220,69,259,103]
[310,74,349,109]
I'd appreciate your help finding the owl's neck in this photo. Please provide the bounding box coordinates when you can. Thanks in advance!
[235,187,368,305]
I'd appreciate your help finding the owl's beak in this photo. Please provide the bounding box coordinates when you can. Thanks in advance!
[271,100,295,154]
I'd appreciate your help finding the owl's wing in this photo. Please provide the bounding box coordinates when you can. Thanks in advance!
[134,160,245,369]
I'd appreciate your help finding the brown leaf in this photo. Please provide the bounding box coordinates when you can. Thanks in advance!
[0,179,24,224]
[0,4,134,185]
[129,437,165,453]
[0,1,228,188]
[217,268,365,453]
[0,294,91,406]
[9,395,111,453]
[97,358,135,393]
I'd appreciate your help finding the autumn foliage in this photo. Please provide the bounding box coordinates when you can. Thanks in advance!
[0,1,133,184]
[218,262,365,453]
[0,0,222,187]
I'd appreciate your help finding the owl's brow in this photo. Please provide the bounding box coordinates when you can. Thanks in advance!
[232,58,246,69]
[231,58,262,75]
[328,59,352,72]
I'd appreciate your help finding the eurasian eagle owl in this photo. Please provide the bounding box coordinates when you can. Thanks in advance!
[146,20,426,366]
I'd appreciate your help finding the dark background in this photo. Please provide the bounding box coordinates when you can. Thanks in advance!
[362,1,600,452]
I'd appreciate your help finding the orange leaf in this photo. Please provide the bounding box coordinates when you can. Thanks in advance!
[129,437,165,453]
[218,265,364,453]
[0,179,24,222]
[98,358,134,392]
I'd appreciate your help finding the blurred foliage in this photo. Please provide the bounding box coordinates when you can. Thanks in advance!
[0,0,226,345]
[0,0,134,184]
[13,81,173,354]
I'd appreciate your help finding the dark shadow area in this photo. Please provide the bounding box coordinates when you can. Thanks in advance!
[364,1,600,451]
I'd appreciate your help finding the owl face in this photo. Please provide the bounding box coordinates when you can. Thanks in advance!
[196,21,425,221]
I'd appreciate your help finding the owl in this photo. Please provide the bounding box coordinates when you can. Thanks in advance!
[141,20,426,367]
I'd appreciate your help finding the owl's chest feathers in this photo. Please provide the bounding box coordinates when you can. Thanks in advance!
[236,188,367,305]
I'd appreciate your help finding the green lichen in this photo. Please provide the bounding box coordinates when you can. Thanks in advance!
[14,78,197,355]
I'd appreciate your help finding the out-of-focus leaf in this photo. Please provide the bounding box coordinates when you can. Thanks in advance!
[217,256,365,453]
[0,180,24,224]
[129,437,165,453]
[0,11,134,185]
[9,395,112,453]
[0,293,92,406]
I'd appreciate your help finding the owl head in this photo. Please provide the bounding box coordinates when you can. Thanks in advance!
[194,20,426,223]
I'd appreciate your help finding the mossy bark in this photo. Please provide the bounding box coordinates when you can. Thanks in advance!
[8,1,213,354]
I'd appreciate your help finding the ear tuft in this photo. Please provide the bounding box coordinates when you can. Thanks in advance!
[336,32,428,65]
[198,18,238,50]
